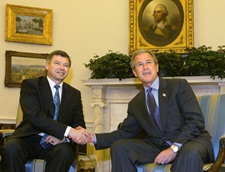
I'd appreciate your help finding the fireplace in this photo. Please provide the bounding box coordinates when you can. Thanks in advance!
[83,76,225,172]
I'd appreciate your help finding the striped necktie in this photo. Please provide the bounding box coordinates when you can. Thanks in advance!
[53,85,60,121]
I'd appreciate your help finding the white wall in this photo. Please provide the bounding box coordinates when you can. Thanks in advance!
[0,0,225,124]
[194,0,225,47]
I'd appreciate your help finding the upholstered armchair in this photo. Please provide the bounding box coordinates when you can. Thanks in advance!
[0,104,78,172]
[119,94,225,172]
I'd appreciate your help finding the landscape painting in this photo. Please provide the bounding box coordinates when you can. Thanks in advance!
[5,51,48,87]
[5,4,53,45]
[16,15,43,35]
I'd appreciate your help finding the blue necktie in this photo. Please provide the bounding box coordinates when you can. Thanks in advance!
[53,85,60,121]
[40,85,60,149]
[147,88,162,132]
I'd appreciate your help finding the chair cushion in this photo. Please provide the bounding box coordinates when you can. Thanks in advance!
[25,159,46,172]
[137,164,172,172]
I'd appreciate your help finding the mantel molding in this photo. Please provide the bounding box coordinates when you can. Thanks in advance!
[83,76,225,87]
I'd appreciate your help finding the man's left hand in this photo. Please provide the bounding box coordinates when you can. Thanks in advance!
[154,147,177,165]
[45,135,64,146]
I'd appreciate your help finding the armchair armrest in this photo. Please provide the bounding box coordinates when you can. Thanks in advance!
[220,134,225,140]
[0,129,15,137]
[204,135,225,172]
[0,129,14,147]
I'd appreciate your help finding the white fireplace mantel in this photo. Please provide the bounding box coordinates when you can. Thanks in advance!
[82,76,225,172]
[83,76,225,86]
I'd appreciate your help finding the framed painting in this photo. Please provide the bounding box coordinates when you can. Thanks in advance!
[129,0,194,54]
[5,4,53,45]
[5,51,49,88]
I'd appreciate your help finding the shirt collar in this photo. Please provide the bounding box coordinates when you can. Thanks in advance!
[144,77,159,93]
[47,76,63,89]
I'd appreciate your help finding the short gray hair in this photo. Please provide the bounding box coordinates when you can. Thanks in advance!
[130,50,158,69]
[46,50,71,67]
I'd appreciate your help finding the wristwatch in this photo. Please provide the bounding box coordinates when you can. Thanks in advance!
[170,144,179,153]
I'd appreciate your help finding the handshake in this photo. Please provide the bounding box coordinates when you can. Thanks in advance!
[68,126,95,145]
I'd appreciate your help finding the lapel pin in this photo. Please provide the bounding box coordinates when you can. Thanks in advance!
[163,93,166,97]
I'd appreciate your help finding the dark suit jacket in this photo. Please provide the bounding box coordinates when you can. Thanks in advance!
[95,78,214,162]
[9,76,86,141]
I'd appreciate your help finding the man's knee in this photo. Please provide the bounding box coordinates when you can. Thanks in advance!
[3,140,24,156]
[177,145,206,162]
[53,144,75,161]
[111,139,134,158]
[111,140,129,152]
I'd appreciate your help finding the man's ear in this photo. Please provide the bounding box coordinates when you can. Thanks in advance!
[132,69,137,77]
[45,62,49,70]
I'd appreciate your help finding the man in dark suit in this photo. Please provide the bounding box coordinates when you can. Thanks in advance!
[85,50,214,172]
[0,50,89,172]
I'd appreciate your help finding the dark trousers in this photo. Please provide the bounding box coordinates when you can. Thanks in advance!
[0,135,75,172]
[110,139,211,172]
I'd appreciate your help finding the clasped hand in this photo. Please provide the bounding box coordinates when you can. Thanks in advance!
[68,126,94,145]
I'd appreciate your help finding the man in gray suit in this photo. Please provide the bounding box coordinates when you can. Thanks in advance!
[84,50,214,172]
[0,50,89,172]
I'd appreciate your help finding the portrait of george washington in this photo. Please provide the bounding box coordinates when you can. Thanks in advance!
[139,0,184,46]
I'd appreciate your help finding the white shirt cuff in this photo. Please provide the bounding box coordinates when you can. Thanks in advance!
[93,134,97,143]
[64,126,71,137]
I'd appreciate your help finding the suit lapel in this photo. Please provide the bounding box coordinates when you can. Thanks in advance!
[137,92,151,123]
[59,84,66,119]
[158,78,169,133]
[40,77,55,118]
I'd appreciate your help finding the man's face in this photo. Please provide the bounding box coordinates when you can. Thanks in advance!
[45,55,70,84]
[132,52,159,87]
[153,6,164,22]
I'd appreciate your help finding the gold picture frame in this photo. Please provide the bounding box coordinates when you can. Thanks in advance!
[5,4,53,45]
[5,51,49,88]
[129,0,193,54]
